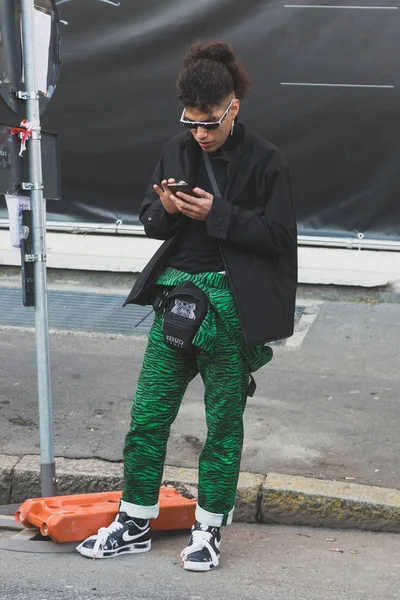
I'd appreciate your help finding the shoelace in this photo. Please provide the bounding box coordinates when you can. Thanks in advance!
[181,529,218,564]
[92,519,123,560]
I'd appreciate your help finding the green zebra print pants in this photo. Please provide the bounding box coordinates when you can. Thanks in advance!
[122,269,272,526]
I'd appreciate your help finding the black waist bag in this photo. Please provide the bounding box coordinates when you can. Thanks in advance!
[153,282,208,358]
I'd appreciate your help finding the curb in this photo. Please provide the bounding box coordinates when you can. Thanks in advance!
[1,455,399,533]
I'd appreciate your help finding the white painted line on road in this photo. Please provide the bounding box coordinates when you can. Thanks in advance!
[0,515,24,531]
[273,300,322,351]
[0,528,77,553]
[281,82,394,88]
[285,4,399,8]
[284,311,320,350]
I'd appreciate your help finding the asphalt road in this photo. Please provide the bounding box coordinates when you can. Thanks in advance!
[1,300,400,488]
[1,524,399,600]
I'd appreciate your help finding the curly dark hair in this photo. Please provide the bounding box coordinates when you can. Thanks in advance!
[176,41,250,111]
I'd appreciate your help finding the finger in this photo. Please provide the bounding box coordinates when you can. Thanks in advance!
[175,199,187,212]
[178,206,194,217]
[153,184,164,199]
[174,198,184,210]
[176,191,197,204]
[193,187,212,200]
[172,197,188,213]
[175,199,197,216]
[161,179,170,194]
[175,199,197,214]
[167,178,176,183]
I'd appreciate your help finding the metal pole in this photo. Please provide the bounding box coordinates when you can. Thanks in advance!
[20,0,56,497]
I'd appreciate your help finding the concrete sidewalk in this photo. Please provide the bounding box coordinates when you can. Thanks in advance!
[1,282,400,532]
[1,454,400,533]
[1,524,399,600]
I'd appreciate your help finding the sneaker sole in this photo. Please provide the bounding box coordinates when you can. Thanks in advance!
[76,539,151,559]
[181,558,218,572]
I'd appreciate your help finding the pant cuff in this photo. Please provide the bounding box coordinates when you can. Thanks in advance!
[195,503,234,527]
[120,499,160,519]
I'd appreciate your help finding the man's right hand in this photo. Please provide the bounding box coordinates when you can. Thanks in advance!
[153,179,180,215]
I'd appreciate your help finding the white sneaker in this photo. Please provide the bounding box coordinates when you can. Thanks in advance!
[76,512,151,559]
[180,522,221,571]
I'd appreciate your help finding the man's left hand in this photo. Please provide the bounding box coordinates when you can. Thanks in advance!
[173,187,214,221]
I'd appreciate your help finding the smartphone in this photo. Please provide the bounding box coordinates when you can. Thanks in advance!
[167,182,200,198]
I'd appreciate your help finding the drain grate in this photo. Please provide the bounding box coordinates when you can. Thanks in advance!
[0,287,304,345]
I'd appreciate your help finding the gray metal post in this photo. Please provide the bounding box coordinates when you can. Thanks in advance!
[20,0,56,496]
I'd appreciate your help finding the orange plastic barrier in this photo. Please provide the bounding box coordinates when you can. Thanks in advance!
[15,487,196,544]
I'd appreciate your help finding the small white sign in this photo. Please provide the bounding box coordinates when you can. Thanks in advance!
[5,195,31,251]
[33,9,52,94]
[21,9,52,94]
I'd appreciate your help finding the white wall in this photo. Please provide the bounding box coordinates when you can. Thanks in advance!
[1,229,400,288]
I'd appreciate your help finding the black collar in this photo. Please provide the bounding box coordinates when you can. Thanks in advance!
[182,123,246,188]
[184,122,244,160]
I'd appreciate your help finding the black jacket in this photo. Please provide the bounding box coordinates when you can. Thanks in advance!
[124,124,298,347]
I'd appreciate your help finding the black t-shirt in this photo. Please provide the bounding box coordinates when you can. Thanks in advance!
[166,149,229,274]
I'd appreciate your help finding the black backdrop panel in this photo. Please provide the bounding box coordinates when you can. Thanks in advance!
[0,0,399,240]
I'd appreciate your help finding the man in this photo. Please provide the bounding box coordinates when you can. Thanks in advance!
[77,41,297,571]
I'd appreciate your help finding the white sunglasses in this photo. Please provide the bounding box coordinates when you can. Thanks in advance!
[180,98,236,131]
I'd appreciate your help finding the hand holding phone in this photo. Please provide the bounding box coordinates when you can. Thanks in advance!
[166,182,200,199]
[153,179,181,215]
[168,183,213,222]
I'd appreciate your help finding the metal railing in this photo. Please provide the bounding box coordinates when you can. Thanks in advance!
[1,217,400,251]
